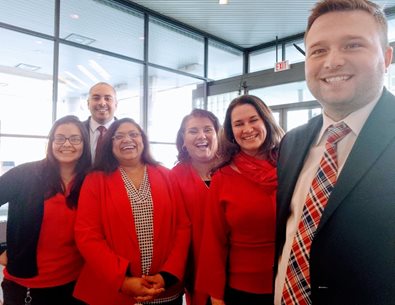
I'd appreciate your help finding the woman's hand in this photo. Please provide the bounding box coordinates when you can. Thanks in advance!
[0,250,7,266]
[211,296,226,305]
[120,276,164,302]
[134,274,165,303]
[142,274,165,289]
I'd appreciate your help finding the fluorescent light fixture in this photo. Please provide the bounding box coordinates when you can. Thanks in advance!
[89,60,110,80]
[77,65,99,83]
[64,71,89,88]
[64,33,96,46]
[15,63,41,71]
[219,0,228,4]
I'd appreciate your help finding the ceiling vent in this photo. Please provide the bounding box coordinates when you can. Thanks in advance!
[64,33,96,46]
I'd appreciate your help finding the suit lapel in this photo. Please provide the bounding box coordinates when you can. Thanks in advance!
[318,90,395,231]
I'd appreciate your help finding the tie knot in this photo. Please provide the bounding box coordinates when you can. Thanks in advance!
[326,122,351,144]
[97,125,106,135]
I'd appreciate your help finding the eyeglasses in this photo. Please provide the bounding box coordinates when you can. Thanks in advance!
[53,135,83,145]
[112,132,141,141]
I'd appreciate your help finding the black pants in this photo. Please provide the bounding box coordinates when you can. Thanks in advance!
[1,279,86,305]
[224,286,273,305]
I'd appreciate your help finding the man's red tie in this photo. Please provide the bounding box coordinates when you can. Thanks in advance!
[96,125,107,159]
[281,122,352,305]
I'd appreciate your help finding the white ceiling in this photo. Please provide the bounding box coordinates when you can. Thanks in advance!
[129,0,394,48]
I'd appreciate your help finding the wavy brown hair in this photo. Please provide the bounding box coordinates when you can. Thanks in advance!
[216,95,284,169]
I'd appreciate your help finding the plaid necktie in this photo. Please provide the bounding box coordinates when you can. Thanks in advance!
[281,122,352,305]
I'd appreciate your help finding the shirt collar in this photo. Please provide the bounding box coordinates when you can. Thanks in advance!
[315,97,380,146]
[89,117,115,132]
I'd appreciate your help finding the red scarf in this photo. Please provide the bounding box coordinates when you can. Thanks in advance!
[232,152,277,189]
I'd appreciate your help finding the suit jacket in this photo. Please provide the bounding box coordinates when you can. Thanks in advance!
[74,165,190,305]
[275,88,395,305]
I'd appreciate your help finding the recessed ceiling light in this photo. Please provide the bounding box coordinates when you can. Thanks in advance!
[70,14,80,20]
[219,0,228,4]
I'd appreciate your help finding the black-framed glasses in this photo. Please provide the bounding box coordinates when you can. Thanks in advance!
[53,135,83,145]
[112,132,141,141]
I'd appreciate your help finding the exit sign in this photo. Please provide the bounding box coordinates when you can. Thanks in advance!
[274,60,290,72]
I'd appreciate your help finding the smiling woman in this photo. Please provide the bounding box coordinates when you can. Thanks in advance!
[0,115,91,305]
[73,117,190,305]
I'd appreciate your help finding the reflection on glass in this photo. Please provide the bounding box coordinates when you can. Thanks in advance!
[60,0,144,59]
[147,67,203,145]
[0,0,54,35]
[208,40,243,80]
[57,44,143,123]
[149,17,204,76]
[0,28,53,135]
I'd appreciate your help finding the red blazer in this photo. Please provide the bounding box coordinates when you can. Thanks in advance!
[196,164,276,299]
[74,165,190,305]
[170,162,210,305]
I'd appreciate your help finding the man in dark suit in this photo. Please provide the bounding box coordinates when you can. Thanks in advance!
[84,82,118,161]
[274,1,394,304]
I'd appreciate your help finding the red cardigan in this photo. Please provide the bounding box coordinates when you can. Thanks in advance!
[196,164,276,299]
[170,162,210,305]
[74,165,190,305]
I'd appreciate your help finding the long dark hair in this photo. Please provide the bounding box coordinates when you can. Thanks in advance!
[45,115,91,208]
[217,95,284,169]
[175,108,221,163]
[93,118,159,173]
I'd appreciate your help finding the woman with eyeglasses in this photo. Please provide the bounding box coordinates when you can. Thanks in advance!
[74,118,190,305]
[0,115,91,305]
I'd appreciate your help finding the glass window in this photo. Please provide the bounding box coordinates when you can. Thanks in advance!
[57,44,144,124]
[385,62,395,95]
[0,28,53,135]
[208,40,243,80]
[250,81,315,106]
[286,108,321,131]
[150,143,178,169]
[60,0,144,60]
[149,17,204,77]
[147,67,203,150]
[249,47,278,72]
[285,40,305,64]
[388,17,395,43]
[207,91,239,124]
[0,0,54,35]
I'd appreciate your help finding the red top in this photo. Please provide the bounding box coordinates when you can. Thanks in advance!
[196,162,277,299]
[4,192,83,288]
[170,162,211,305]
[74,165,190,305]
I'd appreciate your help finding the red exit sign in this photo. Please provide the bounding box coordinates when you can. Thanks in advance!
[274,60,290,72]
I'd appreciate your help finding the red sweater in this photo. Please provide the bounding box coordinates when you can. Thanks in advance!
[4,193,83,288]
[170,162,211,305]
[196,163,276,299]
